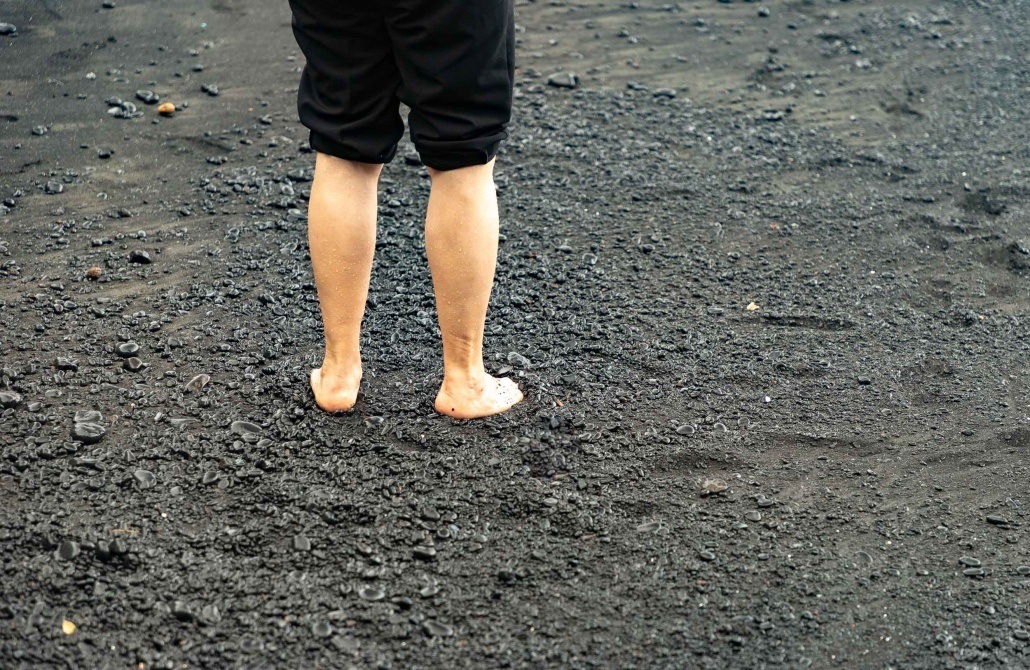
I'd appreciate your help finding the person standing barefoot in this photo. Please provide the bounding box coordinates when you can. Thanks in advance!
[290,0,523,419]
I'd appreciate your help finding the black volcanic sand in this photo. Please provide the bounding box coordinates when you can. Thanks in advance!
[1,1,1029,668]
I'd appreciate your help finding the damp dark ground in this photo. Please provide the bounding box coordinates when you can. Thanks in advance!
[1,0,1029,668]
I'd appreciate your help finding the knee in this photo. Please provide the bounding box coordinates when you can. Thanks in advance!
[352,161,385,179]
[316,152,384,179]
[426,159,495,182]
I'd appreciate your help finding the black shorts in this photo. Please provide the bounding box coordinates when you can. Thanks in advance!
[288,0,515,171]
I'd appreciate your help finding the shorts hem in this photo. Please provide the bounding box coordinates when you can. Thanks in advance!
[309,131,398,165]
[416,133,506,171]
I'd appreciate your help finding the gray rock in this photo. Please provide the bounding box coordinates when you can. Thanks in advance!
[547,72,579,89]
[72,422,106,444]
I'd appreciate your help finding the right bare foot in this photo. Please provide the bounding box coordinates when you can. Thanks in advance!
[435,373,523,419]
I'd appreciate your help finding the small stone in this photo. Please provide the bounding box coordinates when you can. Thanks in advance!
[200,604,221,625]
[45,181,64,195]
[135,90,159,104]
[653,88,677,99]
[293,535,311,551]
[636,521,661,533]
[72,422,105,444]
[129,250,152,264]
[157,102,176,116]
[114,100,141,119]
[699,550,716,562]
[133,469,156,489]
[74,410,103,423]
[312,621,332,638]
[422,620,453,637]
[701,479,728,495]
[0,391,21,408]
[986,515,1010,526]
[116,342,140,357]
[963,567,986,577]
[413,546,436,561]
[231,420,261,435]
[506,351,531,368]
[358,586,385,601]
[57,540,80,561]
[201,83,219,96]
[675,424,695,435]
[1017,566,1030,576]
[0,23,17,35]
[201,471,221,485]
[54,354,77,371]
[959,556,981,567]
[1015,630,1030,642]
[185,374,210,392]
[123,357,144,372]
[86,266,103,280]
[744,511,762,522]
[546,72,579,89]
[171,601,192,621]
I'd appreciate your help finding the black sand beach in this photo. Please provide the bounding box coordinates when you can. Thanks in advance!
[1,1,1028,667]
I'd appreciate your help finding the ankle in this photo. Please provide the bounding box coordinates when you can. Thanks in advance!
[322,351,362,373]
[442,366,487,389]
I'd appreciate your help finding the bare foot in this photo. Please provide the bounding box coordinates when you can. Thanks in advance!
[310,363,362,413]
[435,374,523,419]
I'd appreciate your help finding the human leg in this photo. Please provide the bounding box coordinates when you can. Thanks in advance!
[387,0,521,418]
[289,0,404,411]
[307,154,382,413]
[424,160,522,419]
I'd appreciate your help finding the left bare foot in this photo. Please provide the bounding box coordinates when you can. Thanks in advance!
[310,362,362,413]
